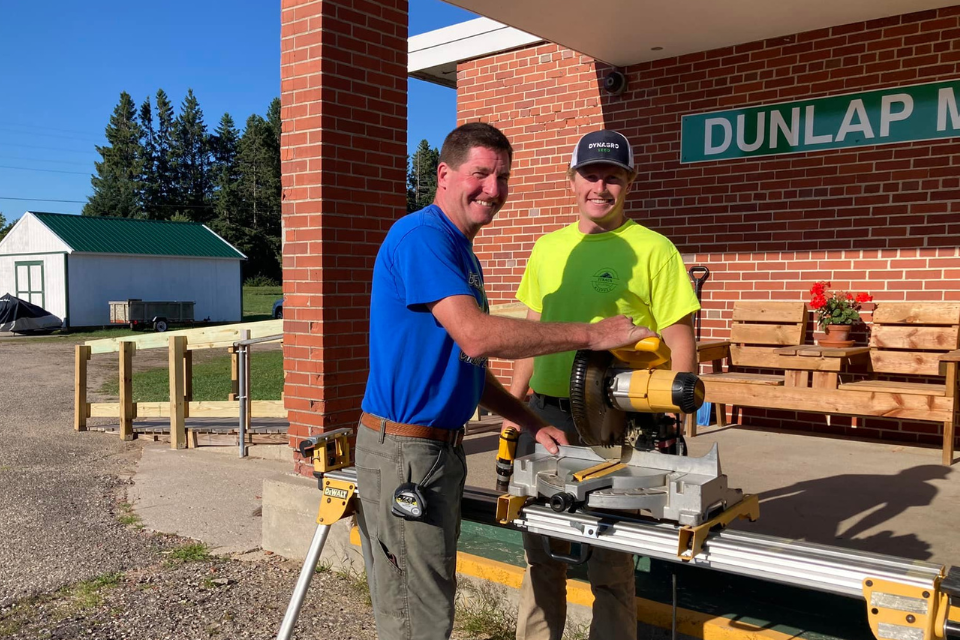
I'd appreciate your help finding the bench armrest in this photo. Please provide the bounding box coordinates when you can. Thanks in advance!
[696,340,730,363]
[939,350,960,363]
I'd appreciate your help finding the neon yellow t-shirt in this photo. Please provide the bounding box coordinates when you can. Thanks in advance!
[516,219,700,398]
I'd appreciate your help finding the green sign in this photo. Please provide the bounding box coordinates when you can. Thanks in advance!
[680,78,960,163]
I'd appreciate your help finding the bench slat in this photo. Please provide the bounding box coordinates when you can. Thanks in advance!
[731,302,807,323]
[731,346,849,371]
[868,351,945,376]
[731,322,804,346]
[838,380,946,396]
[699,372,784,386]
[869,325,960,351]
[872,302,960,325]
[703,381,953,421]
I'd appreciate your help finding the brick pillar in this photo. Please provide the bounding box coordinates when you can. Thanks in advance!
[280,0,408,475]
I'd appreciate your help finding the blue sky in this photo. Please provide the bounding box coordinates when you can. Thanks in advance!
[0,0,475,221]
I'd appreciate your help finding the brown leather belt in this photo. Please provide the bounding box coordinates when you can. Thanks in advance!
[359,412,465,446]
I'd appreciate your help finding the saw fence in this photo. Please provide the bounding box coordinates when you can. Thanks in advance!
[73,319,285,449]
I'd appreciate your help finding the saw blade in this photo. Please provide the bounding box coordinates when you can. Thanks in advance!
[569,349,626,446]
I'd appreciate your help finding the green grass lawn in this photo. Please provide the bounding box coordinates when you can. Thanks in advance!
[243,285,283,322]
[100,350,284,402]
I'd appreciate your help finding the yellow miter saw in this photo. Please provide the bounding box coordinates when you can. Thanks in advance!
[498,337,757,557]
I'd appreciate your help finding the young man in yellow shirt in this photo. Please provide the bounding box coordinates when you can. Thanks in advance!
[503,130,700,640]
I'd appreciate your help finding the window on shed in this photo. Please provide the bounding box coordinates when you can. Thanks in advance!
[15,261,44,308]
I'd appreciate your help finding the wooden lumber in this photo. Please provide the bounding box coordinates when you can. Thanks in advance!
[870,325,960,351]
[731,301,807,323]
[703,381,954,422]
[74,345,91,431]
[85,319,282,354]
[229,346,239,400]
[838,380,946,396]
[732,346,850,372]
[132,400,286,418]
[730,322,804,346]
[699,372,784,386]
[870,350,945,376]
[89,402,120,418]
[872,302,960,325]
[169,336,187,449]
[695,341,730,362]
[812,371,839,389]
[119,341,135,441]
[183,350,193,419]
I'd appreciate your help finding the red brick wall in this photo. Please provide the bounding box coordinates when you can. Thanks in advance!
[460,7,960,449]
[280,0,408,474]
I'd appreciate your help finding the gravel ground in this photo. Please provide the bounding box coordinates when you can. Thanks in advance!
[0,339,383,639]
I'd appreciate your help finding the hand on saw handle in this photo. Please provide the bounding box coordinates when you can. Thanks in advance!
[587,315,657,352]
[610,336,671,369]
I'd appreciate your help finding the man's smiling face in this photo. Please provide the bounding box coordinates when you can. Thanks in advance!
[436,146,511,239]
[570,163,632,228]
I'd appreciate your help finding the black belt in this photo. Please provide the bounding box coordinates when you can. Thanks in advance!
[533,393,571,413]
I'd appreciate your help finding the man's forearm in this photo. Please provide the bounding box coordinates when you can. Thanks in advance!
[507,357,534,399]
[469,315,594,360]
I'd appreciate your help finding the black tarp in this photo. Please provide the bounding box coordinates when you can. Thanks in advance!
[0,294,62,333]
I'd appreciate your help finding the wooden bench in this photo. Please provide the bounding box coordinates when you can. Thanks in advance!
[689,301,809,436]
[696,302,960,465]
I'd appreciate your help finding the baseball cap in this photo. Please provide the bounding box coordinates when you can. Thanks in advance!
[569,130,634,173]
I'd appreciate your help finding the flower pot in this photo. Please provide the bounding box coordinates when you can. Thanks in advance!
[818,324,855,348]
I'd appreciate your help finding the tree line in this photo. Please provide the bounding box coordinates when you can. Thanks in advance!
[85,90,281,282]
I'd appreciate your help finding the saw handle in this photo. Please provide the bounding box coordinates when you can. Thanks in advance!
[610,336,671,369]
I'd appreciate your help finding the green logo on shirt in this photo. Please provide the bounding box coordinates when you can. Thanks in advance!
[591,268,619,293]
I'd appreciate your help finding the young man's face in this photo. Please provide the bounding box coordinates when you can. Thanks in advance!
[569,163,633,227]
[436,146,511,238]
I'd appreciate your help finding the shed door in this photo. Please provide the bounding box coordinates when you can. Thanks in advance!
[15,261,44,308]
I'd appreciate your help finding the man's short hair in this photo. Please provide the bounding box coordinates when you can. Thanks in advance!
[439,122,513,169]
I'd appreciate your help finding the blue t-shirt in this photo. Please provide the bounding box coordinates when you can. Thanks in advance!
[361,205,489,428]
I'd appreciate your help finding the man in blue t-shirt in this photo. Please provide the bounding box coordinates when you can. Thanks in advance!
[356,122,654,640]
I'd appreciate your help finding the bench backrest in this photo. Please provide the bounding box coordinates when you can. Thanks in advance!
[728,301,807,367]
[869,303,960,376]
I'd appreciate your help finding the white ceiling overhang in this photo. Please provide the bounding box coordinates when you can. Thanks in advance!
[410,2,958,86]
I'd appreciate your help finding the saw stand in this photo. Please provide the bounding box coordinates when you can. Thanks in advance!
[276,428,356,640]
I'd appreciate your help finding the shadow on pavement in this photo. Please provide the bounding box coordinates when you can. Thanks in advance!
[744,465,951,560]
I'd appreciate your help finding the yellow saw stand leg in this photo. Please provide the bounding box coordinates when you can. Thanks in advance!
[277,429,356,640]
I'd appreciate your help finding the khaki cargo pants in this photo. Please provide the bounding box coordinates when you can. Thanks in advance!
[354,422,467,640]
[515,395,638,640]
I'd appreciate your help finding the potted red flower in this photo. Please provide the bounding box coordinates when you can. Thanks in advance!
[809,281,873,347]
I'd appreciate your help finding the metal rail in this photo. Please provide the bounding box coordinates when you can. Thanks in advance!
[234,333,282,458]
[327,467,944,599]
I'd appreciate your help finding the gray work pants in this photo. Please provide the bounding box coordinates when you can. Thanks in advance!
[515,395,638,640]
[354,422,467,640]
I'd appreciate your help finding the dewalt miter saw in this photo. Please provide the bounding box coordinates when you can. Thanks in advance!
[498,337,758,559]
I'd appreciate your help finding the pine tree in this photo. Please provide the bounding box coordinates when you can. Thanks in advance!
[83,92,144,218]
[236,106,282,281]
[153,89,176,218]
[210,113,242,224]
[170,89,212,222]
[138,96,160,218]
[407,139,439,212]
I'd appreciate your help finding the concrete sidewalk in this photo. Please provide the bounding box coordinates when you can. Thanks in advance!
[128,442,293,555]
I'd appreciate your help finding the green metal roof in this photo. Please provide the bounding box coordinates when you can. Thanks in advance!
[30,212,245,259]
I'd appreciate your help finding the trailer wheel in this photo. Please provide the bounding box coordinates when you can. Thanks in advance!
[129,322,137,331]
[153,319,169,332]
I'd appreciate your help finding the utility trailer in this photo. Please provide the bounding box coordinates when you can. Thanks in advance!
[108,299,195,332]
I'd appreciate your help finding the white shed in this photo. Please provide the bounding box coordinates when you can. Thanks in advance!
[0,212,246,328]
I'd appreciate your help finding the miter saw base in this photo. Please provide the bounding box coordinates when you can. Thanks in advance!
[507,443,742,527]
